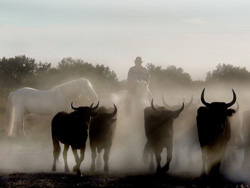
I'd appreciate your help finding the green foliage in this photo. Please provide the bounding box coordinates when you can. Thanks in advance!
[1,55,250,97]
[0,56,118,96]
[147,63,192,89]
[206,63,250,83]
[55,57,118,93]
[0,55,36,88]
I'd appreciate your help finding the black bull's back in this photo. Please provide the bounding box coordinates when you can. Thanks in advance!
[144,108,174,143]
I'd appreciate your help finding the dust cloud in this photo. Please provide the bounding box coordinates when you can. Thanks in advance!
[0,76,249,184]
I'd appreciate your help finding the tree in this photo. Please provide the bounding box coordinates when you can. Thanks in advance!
[147,63,192,88]
[0,55,36,88]
[206,63,250,83]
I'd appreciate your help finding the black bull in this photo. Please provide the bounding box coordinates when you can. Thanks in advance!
[51,102,99,175]
[89,104,117,173]
[196,88,236,176]
[143,99,184,174]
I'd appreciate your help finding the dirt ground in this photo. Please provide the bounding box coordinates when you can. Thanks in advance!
[0,172,249,188]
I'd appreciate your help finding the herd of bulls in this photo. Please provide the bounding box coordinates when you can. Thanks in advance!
[50,87,249,180]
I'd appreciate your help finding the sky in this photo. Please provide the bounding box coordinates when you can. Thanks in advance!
[1,0,250,81]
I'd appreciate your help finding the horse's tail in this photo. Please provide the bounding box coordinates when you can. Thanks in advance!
[6,92,14,136]
[142,141,151,165]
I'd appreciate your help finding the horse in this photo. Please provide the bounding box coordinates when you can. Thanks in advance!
[7,78,98,136]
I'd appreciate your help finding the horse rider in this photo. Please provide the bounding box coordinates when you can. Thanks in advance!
[125,56,151,113]
[127,56,150,94]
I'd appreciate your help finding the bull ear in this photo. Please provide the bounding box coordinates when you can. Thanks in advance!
[71,102,78,111]
[226,109,236,116]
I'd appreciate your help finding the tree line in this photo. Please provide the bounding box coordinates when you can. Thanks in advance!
[1,55,250,98]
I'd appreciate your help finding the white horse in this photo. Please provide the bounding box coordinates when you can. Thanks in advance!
[7,78,98,136]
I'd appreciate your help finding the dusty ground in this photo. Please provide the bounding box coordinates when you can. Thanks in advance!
[0,110,249,188]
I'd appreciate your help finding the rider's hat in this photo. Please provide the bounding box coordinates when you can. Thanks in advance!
[134,56,143,64]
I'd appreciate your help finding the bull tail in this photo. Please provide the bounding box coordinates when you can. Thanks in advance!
[6,92,14,136]
[142,141,151,164]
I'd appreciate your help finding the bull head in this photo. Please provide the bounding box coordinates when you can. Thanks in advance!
[151,99,184,117]
[201,88,236,108]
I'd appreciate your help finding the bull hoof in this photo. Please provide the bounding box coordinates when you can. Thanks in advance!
[76,170,81,176]
[65,168,70,173]
[156,168,166,176]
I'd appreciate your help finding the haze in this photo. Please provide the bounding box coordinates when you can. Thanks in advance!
[1,0,250,81]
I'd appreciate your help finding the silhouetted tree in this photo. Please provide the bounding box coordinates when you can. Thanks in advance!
[0,55,36,88]
[147,63,192,91]
[206,63,250,83]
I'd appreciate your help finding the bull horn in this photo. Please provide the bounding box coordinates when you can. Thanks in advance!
[226,89,237,108]
[91,101,99,110]
[201,88,210,107]
[173,102,184,116]
[109,104,117,118]
[71,102,78,111]
[151,99,160,112]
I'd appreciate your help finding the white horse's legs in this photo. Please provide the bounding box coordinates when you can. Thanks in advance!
[12,109,25,136]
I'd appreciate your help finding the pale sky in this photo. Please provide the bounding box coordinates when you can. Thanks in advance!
[1,0,250,81]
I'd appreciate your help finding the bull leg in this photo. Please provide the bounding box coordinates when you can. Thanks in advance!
[78,146,86,174]
[242,147,250,169]
[210,162,221,178]
[63,144,70,172]
[90,146,97,172]
[97,149,102,170]
[154,151,162,174]
[103,146,111,173]
[162,143,173,173]
[52,137,61,172]
[72,147,81,175]
[72,146,86,175]
[201,148,208,175]
[149,149,155,172]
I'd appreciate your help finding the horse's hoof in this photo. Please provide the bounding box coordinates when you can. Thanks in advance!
[52,166,56,172]
[104,169,110,174]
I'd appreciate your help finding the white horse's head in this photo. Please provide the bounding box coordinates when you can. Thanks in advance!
[79,78,98,102]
